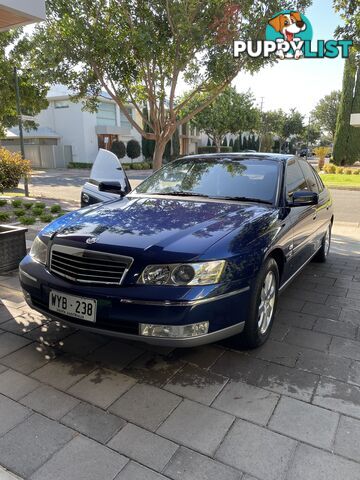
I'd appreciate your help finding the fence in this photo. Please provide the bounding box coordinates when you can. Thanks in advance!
[5,145,72,168]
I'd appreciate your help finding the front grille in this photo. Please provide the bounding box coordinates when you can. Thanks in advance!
[50,245,133,285]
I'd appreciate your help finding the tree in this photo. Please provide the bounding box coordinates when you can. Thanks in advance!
[229,138,234,149]
[314,146,331,170]
[333,53,357,165]
[0,31,48,136]
[302,124,321,146]
[260,133,273,152]
[261,109,304,153]
[334,0,359,56]
[222,137,228,147]
[126,139,141,160]
[182,87,259,152]
[207,137,211,146]
[233,137,240,152]
[27,0,311,169]
[348,65,360,164]
[111,140,126,159]
[172,128,180,158]
[311,91,341,139]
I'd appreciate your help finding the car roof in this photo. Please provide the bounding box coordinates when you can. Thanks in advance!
[180,153,294,163]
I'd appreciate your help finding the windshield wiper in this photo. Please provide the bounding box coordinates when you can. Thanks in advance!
[219,196,273,205]
[151,191,210,198]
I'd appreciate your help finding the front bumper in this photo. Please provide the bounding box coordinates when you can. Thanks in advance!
[19,256,250,347]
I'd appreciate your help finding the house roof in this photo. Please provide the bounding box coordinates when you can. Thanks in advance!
[5,127,61,139]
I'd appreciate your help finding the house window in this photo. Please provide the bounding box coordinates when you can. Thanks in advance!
[54,100,69,109]
[120,107,132,128]
[96,102,117,126]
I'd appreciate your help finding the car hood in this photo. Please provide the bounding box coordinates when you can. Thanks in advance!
[42,196,274,261]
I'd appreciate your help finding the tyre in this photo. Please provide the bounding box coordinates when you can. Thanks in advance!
[313,224,331,263]
[237,257,279,349]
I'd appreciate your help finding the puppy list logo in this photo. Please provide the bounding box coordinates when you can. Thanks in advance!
[234,10,352,60]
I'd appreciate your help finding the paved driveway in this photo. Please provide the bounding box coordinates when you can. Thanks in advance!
[0,230,360,479]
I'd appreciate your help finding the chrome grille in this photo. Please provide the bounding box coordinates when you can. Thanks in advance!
[50,245,133,285]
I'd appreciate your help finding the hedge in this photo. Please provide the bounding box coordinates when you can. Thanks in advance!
[0,148,31,193]
[197,146,233,154]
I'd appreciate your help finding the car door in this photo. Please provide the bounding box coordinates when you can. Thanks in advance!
[298,159,329,249]
[285,158,316,275]
[81,149,131,207]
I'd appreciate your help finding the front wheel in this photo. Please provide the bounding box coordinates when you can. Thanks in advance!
[314,225,331,263]
[239,257,279,349]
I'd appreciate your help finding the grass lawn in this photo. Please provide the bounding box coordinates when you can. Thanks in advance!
[320,174,360,189]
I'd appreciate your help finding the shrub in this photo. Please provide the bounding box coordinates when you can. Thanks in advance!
[40,213,54,223]
[0,212,10,221]
[23,202,34,210]
[323,163,337,174]
[336,167,344,174]
[19,215,36,225]
[0,199,7,207]
[352,169,360,175]
[34,202,46,209]
[0,148,31,192]
[50,204,61,213]
[11,199,23,208]
[14,208,26,217]
[314,147,331,170]
[344,168,353,175]
[110,140,126,159]
[197,146,233,154]
[68,162,92,169]
[126,139,141,159]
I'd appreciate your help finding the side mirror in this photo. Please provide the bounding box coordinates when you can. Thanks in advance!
[98,181,125,196]
[290,191,318,207]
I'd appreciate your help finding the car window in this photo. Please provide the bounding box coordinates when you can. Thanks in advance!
[285,159,308,202]
[298,160,319,193]
[312,168,325,193]
[134,157,280,204]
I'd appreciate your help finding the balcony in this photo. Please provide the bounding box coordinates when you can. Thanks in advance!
[0,0,45,31]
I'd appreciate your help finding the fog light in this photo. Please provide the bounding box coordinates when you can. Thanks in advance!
[139,321,209,338]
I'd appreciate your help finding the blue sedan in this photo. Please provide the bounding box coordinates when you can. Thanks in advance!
[19,153,333,348]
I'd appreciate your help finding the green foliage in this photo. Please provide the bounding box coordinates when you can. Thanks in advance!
[207,137,211,146]
[222,137,228,146]
[126,161,153,170]
[229,138,234,148]
[13,208,26,218]
[126,139,141,160]
[0,211,10,221]
[23,202,33,210]
[261,109,304,152]
[110,141,126,159]
[50,204,61,213]
[34,202,46,209]
[348,65,360,165]
[260,133,274,153]
[0,31,48,136]
[334,0,359,56]
[0,149,31,193]
[68,162,92,169]
[11,199,23,208]
[0,199,7,207]
[26,0,311,168]
[182,87,259,151]
[323,163,337,174]
[197,146,232,154]
[233,137,240,152]
[19,215,36,225]
[40,213,54,223]
[333,53,357,165]
[311,91,341,138]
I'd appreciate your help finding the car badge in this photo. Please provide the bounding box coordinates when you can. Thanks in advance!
[86,237,97,245]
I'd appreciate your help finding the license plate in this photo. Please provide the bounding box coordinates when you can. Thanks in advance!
[49,290,97,322]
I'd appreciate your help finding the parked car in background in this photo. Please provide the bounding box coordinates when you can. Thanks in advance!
[299,148,315,157]
[20,153,333,348]
[81,149,131,207]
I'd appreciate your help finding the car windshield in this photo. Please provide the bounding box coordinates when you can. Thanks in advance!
[133,157,280,204]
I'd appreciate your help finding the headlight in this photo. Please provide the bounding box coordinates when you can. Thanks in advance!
[29,237,48,265]
[139,260,226,286]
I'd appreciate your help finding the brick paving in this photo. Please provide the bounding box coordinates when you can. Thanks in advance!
[0,250,360,479]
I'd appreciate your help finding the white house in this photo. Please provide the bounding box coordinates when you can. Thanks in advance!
[0,0,45,31]
[34,86,144,164]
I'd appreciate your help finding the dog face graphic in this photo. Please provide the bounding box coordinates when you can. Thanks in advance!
[268,11,306,42]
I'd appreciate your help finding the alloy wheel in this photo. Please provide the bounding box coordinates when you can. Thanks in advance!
[258,271,276,335]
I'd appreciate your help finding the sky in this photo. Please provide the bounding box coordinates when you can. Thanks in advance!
[232,0,345,117]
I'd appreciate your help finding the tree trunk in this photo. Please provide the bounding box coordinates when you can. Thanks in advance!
[153,141,167,170]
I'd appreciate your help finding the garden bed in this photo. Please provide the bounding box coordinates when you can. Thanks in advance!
[0,198,68,226]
